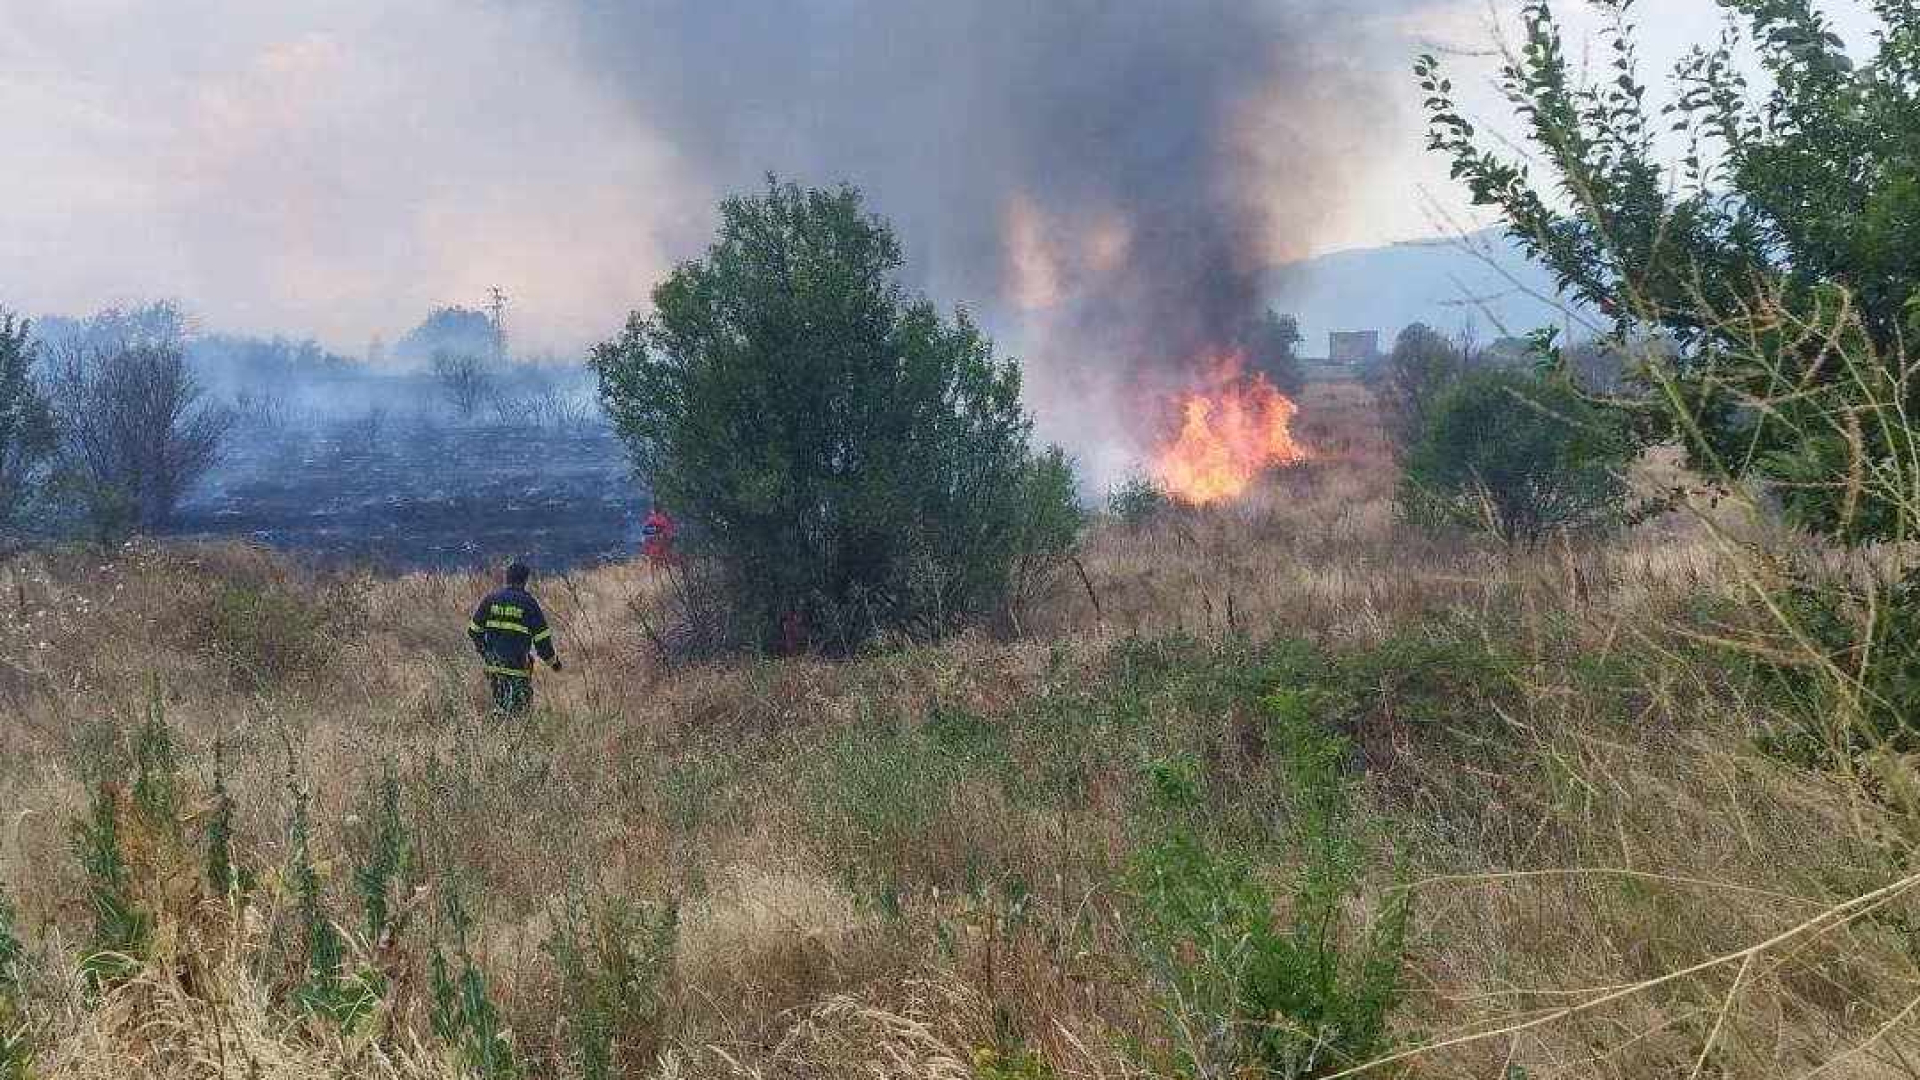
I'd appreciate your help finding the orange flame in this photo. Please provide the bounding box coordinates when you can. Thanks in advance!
[1152,355,1307,505]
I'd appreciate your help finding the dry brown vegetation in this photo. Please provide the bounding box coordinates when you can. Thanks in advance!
[0,380,1916,1079]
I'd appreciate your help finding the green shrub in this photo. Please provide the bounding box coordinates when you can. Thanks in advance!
[998,446,1088,629]
[205,739,242,899]
[0,887,30,1080]
[1129,690,1409,1079]
[1107,474,1170,526]
[1338,633,1516,732]
[285,781,382,1029]
[68,696,203,991]
[71,784,147,990]
[1368,323,1469,450]
[68,700,186,991]
[1398,369,1629,545]
[1243,308,1308,398]
[0,309,56,539]
[131,698,179,834]
[544,894,678,1080]
[1752,567,1920,758]
[592,178,1080,654]
[349,766,412,946]
[203,581,336,688]
[431,880,518,1080]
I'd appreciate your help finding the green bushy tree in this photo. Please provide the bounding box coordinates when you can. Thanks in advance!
[1243,308,1307,397]
[1419,1,1920,752]
[1418,0,1920,522]
[0,310,56,535]
[593,178,1080,654]
[1399,369,1630,545]
[1107,473,1171,526]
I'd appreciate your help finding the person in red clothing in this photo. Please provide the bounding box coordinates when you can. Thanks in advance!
[641,506,677,563]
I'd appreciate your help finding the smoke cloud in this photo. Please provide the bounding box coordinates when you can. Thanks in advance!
[0,1,682,355]
[4,0,1446,478]
[553,1,1432,478]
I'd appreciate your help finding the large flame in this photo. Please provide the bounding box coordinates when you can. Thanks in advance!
[1152,355,1307,505]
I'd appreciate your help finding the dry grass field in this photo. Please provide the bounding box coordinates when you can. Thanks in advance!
[0,380,1915,1078]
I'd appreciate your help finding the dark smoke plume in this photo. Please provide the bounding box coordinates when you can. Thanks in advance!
[559,1,1429,475]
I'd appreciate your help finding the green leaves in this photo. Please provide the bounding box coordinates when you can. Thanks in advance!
[544,893,678,1080]
[1421,0,1920,474]
[593,178,1079,653]
[1128,693,1410,1079]
[1398,370,1632,545]
[1416,2,1920,548]
[71,785,148,991]
[0,887,29,1080]
[0,309,56,533]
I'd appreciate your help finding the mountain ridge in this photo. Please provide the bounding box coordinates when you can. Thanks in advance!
[1275,228,1590,354]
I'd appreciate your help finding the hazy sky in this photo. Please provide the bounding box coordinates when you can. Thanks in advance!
[0,1,1884,356]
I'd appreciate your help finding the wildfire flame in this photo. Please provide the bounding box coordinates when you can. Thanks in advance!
[1152,354,1307,505]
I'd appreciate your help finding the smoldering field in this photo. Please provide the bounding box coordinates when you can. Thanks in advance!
[185,385,639,571]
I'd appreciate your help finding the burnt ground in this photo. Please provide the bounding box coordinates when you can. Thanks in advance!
[170,420,646,572]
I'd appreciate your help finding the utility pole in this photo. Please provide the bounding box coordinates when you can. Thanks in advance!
[486,286,508,362]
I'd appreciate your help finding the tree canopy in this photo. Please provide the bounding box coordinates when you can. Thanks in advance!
[1423,0,1919,346]
[593,179,1080,653]
[0,310,56,532]
[1241,310,1306,397]
[395,307,498,365]
[1420,0,1920,543]
[1399,368,1630,545]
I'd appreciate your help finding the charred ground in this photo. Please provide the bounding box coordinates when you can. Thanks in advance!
[175,417,642,571]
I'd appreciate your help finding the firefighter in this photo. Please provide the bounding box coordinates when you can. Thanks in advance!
[466,560,561,715]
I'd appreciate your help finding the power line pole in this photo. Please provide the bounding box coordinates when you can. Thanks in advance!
[486,286,508,362]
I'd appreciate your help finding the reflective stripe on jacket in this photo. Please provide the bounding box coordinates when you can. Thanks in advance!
[467,586,557,676]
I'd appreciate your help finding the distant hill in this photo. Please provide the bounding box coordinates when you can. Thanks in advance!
[1271,229,1593,355]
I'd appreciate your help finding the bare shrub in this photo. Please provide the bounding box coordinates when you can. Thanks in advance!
[1365,322,1468,451]
[46,332,232,538]
[430,350,496,421]
[519,388,601,430]
[229,388,297,437]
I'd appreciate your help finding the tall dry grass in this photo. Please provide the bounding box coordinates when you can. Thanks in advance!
[0,379,1913,1077]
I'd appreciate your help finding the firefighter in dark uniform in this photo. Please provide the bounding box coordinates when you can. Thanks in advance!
[467,560,561,715]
